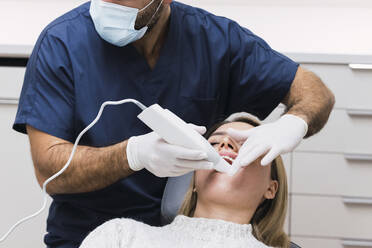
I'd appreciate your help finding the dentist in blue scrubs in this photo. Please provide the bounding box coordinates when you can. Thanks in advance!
[14,0,334,247]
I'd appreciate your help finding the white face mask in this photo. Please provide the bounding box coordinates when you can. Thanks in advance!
[90,0,163,47]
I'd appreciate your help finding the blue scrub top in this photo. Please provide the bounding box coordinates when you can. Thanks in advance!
[14,1,298,247]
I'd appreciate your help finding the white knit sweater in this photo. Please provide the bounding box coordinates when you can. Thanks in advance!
[80,215,273,248]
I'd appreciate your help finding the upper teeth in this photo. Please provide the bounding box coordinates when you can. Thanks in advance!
[222,155,234,162]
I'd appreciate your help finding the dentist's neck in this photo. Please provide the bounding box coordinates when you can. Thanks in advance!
[133,5,171,69]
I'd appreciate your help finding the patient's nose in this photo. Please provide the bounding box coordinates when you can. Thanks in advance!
[218,136,238,152]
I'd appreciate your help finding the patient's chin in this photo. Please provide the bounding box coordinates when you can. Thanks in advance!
[197,166,251,191]
[200,171,248,196]
[196,167,266,207]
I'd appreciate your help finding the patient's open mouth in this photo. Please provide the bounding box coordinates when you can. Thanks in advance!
[219,150,237,165]
[221,156,234,164]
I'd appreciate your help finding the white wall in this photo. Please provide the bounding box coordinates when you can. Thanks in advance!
[1,0,372,56]
[184,0,372,7]
[182,0,372,55]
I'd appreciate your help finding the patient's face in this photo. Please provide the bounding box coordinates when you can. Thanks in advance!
[195,122,278,212]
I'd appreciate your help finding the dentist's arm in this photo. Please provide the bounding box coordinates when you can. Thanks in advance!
[281,66,335,137]
[27,124,211,195]
[228,66,335,167]
[27,125,133,195]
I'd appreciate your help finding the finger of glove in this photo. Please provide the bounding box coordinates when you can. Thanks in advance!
[261,147,281,166]
[234,140,259,165]
[148,163,190,178]
[187,123,207,135]
[168,166,194,176]
[238,145,270,167]
[146,167,169,178]
[239,138,259,156]
[165,145,207,160]
[176,159,213,170]
[226,128,254,142]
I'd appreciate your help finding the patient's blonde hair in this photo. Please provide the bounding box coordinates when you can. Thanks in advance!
[178,116,289,248]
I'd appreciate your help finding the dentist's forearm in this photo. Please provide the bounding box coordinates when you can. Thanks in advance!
[40,141,133,195]
[27,125,134,195]
[282,66,335,138]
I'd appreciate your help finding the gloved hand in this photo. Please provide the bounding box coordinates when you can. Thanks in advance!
[227,114,308,167]
[126,124,213,177]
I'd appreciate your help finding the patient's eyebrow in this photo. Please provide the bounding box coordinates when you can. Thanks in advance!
[210,131,227,137]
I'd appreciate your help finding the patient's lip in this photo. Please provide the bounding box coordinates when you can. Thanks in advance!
[219,150,238,161]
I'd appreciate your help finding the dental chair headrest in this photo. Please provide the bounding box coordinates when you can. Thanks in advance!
[161,173,193,224]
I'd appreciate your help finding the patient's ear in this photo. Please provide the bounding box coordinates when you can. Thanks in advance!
[264,180,278,200]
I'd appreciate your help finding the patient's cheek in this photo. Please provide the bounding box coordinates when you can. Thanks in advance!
[195,170,211,190]
[195,170,209,181]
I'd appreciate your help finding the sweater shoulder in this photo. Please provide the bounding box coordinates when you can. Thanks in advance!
[80,218,148,248]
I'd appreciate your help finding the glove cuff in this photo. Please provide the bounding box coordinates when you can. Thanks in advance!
[281,114,309,138]
[126,137,144,171]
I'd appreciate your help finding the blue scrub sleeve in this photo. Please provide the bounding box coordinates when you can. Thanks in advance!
[225,23,299,120]
[13,31,75,142]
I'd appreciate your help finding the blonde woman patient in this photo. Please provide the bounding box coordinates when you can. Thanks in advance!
[80,116,289,248]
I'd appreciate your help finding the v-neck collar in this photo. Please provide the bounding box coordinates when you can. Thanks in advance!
[127,2,178,75]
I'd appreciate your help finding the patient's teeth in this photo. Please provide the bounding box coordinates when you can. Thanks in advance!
[221,156,234,163]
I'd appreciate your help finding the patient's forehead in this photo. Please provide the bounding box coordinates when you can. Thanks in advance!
[214,121,254,133]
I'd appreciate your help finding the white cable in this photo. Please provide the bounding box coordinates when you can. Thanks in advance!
[0,98,147,243]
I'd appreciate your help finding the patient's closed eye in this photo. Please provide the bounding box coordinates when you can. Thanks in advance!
[210,141,234,150]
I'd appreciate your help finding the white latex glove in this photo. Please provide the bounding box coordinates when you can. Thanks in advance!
[126,124,213,177]
[227,114,308,167]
